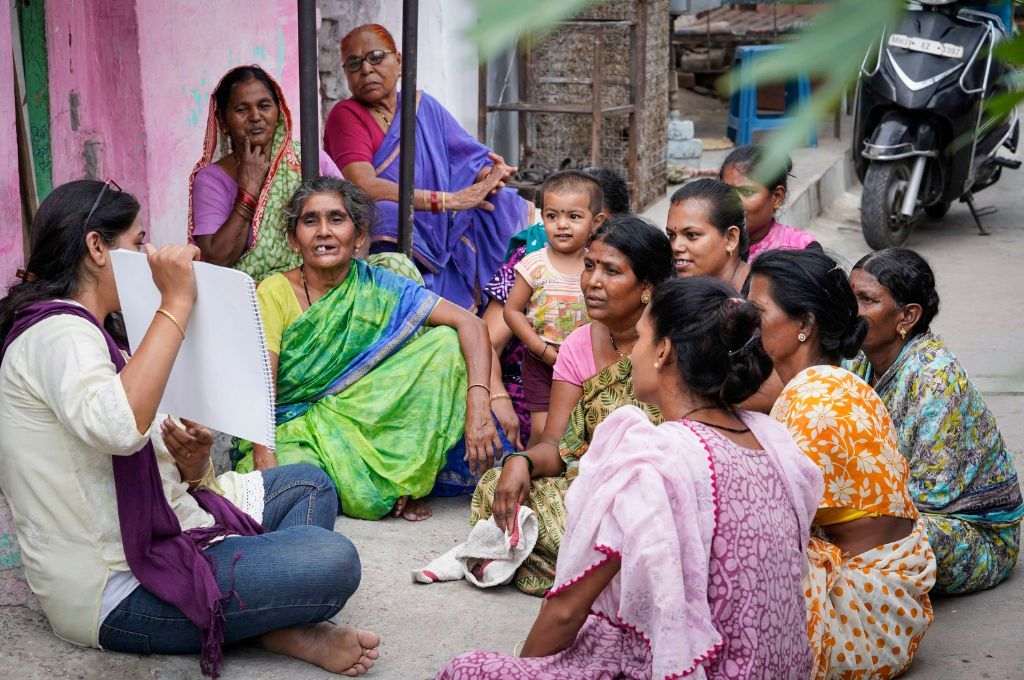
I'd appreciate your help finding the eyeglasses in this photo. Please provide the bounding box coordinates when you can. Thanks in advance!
[343,49,394,73]
[83,179,122,231]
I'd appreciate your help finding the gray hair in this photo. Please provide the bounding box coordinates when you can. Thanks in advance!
[285,176,377,236]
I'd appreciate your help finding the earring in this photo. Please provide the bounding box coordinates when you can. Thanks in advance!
[641,291,651,304]
[653,361,661,369]
[798,332,808,343]
[898,327,908,340]
[726,247,734,256]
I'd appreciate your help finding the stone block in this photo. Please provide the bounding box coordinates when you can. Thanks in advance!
[668,138,704,160]
[667,117,695,141]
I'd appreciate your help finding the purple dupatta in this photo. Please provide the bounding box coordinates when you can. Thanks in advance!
[1,301,263,678]
[370,91,528,309]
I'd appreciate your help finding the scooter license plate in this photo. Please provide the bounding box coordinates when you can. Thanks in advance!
[888,34,965,59]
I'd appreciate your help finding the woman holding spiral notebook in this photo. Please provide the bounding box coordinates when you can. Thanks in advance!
[0,180,379,677]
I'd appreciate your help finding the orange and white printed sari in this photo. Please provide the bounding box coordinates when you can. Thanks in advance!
[773,365,936,680]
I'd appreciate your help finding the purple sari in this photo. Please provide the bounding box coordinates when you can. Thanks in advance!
[371,92,528,309]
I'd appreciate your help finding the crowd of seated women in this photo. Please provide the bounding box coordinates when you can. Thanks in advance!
[0,21,1019,680]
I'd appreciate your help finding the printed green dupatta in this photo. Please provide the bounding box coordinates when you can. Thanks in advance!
[237,260,467,519]
[187,71,302,282]
[559,357,662,481]
[470,357,661,595]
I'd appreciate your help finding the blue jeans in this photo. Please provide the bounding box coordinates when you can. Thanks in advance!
[98,464,360,654]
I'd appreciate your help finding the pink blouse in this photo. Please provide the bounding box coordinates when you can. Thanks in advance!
[748,221,817,262]
[552,323,598,387]
[191,151,341,238]
[323,98,387,172]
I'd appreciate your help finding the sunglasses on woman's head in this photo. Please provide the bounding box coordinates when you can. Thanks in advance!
[343,49,393,73]
[83,179,123,231]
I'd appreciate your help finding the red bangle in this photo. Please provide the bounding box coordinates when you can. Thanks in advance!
[237,188,258,211]
[430,190,440,214]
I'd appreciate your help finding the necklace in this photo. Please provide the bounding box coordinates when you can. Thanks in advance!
[680,405,751,434]
[609,329,638,358]
[299,265,312,307]
[370,105,392,129]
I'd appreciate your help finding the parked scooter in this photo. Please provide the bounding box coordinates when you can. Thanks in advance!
[852,1,1019,249]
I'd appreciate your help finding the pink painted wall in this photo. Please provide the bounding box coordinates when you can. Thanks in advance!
[46,0,151,226]
[0,1,25,289]
[134,0,300,245]
[43,0,299,247]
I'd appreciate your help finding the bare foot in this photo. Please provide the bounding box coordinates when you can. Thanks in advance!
[261,623,381,676]
[391,496,432,522]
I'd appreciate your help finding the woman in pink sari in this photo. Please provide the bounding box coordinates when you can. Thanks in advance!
[437,277,823,679]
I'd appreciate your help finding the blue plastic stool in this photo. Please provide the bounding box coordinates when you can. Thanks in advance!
[727,44,817,148]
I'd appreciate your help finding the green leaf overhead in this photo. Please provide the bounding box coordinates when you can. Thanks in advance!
[469,0,597,59]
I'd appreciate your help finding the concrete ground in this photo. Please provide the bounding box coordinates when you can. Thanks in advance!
[3,133,1023,680]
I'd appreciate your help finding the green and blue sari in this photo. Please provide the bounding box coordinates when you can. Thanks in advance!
[237,259,467,519]
[848,331,1023,593]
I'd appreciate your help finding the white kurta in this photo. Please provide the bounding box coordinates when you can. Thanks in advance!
[0,306,262,648]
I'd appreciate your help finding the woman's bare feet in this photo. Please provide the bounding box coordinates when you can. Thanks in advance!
[391,496,432,521]
[261,623,381,676]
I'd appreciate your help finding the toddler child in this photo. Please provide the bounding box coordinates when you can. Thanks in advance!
[504,171,606,445]
[720,144,818,261]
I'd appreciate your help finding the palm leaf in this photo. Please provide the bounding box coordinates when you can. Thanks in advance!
[722,0,904,183]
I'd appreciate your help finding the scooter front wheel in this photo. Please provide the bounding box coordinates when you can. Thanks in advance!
[861,161,915,249]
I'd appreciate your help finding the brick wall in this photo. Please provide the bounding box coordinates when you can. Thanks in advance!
[523,0,668,209]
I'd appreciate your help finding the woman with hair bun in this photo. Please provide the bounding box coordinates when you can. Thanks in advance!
[848,248,1022,595]
[439,277,821,679]
[748,248,937,680]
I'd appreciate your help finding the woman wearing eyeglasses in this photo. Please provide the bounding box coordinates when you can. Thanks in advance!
[188,65,345,283]
[323,24,530,310]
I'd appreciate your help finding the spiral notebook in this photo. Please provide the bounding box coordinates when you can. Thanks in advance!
[111,250,276,447]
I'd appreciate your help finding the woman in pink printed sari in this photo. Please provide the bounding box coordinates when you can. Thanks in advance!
[438,277,822,680]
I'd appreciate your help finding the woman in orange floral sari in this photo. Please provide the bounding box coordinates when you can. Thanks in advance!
[749,249,936,680]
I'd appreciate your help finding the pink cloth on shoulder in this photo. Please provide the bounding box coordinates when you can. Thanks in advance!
[551,406,822,680]
[748,221,817,261]
[552,323,597,387]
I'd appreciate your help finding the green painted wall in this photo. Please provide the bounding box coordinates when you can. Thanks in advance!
[17,0,52,199]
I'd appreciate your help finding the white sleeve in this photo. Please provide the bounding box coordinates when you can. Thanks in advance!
[26,316,149,456]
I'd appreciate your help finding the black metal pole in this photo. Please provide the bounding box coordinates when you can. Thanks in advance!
[298,0,319,181]
[397,0,419,258]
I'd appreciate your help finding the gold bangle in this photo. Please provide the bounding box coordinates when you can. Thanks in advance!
[468,383,491,395]
[155,308,186,339]
[490,393,512,402]
[441,191,447,213]
[185,460,214,487]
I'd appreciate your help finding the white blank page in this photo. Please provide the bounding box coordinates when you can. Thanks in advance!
[111,250,275,447]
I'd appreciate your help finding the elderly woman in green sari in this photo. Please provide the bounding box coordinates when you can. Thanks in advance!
[471,217,674,595]
[236,177,504,521]
[848,248,1022,594]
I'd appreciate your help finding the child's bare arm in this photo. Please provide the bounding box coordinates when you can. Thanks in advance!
[504,273,555,364]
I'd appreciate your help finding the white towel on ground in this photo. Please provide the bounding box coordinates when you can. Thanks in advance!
[413,505,538,588]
